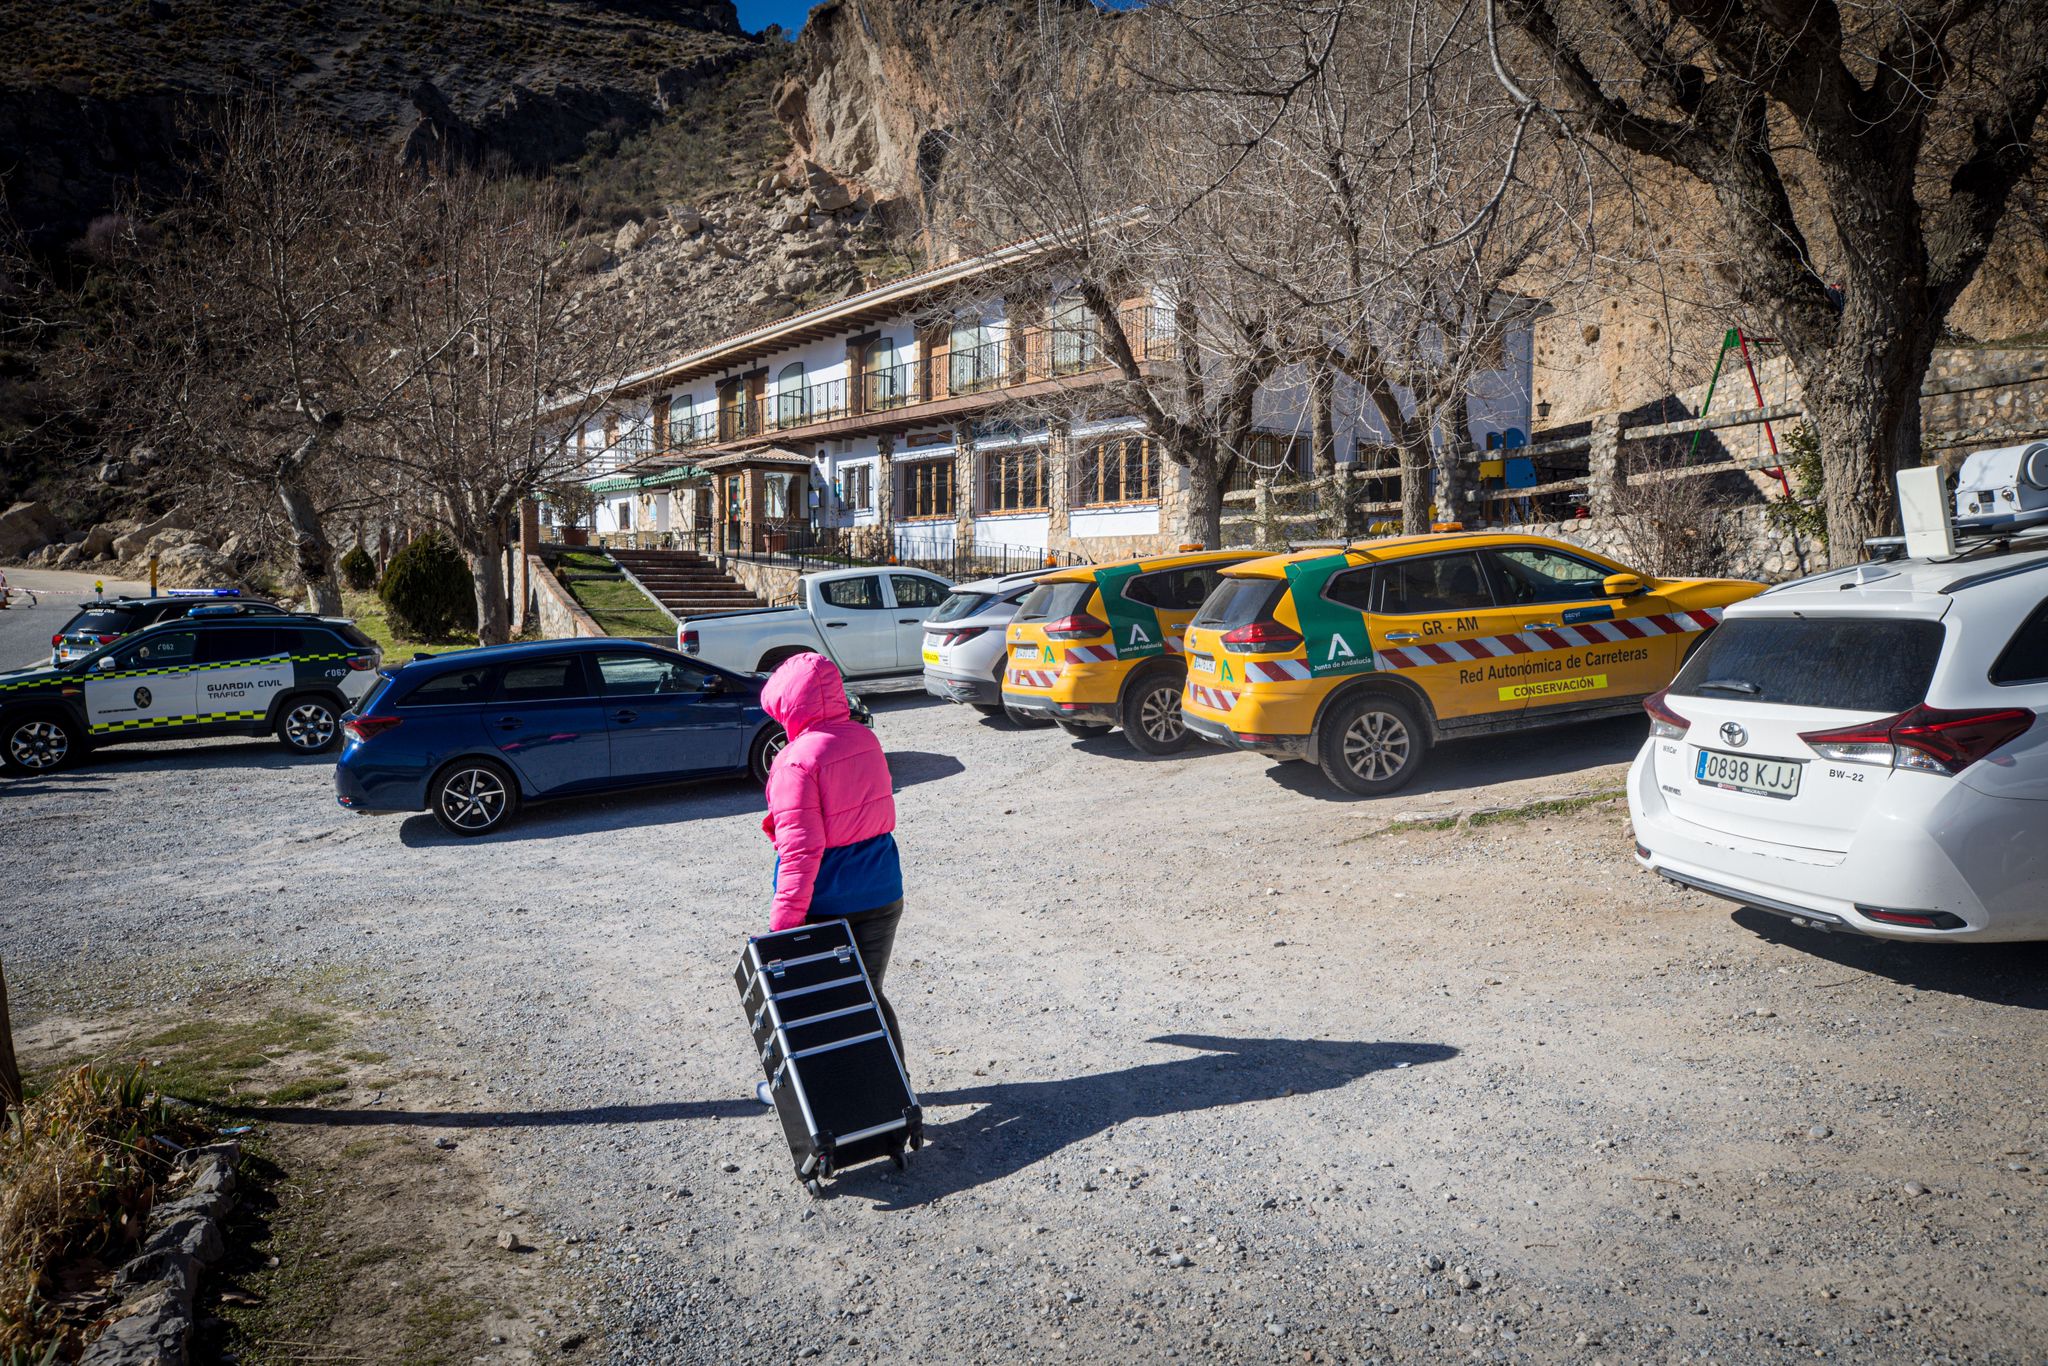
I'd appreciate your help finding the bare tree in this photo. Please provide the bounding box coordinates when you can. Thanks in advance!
[1488,0,2048,562]
[114,105,416,612]
[1154,0,1583,532]
[935,7,1292,548]
[371,174,636,644]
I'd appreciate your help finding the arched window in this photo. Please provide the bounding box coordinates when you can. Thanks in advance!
[776,363,808,428]
[865,337,902,410]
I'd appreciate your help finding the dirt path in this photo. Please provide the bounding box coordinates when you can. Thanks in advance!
[4,697,2043,1363]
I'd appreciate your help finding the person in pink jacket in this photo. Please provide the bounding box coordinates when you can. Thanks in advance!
[755,653,904,1102]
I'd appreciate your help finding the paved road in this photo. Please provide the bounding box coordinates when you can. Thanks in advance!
[0,568,149,670]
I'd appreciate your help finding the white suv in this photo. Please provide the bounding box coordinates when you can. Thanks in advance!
[921,569,1059,721]
[1629,543,2048,941]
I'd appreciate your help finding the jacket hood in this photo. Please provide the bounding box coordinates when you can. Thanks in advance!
[759,651,850,738]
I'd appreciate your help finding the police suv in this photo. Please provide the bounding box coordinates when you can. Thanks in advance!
[0,613,381,774]
[50,589,286,665]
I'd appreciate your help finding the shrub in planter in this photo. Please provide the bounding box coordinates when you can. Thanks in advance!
[377,530,472,639]
[338,543,377,591]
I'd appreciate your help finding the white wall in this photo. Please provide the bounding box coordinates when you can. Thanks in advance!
[1071,506,1160,539]
[973,513,1049,550]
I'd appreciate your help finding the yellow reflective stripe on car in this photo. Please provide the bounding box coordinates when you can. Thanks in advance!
[62,653,350,684]
[88,708,270,734]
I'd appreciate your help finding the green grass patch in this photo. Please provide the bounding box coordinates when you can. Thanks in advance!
[552,550,674,637]
[341,590,477,659]
[264,1077,349,1106]
[138,1008,346,1106]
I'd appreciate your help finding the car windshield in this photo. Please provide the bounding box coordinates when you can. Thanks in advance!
[1670,616,1946,711]
[1014,582,1096,623]
[929,591,991,624]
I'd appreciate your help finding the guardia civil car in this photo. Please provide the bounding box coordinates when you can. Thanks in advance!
[0,613,381,774]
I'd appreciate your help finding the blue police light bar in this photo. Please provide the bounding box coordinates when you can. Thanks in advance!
[185,604,242,617]
[164,587,242,598]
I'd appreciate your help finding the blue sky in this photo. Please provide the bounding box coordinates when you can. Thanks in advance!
[735,0,818,33]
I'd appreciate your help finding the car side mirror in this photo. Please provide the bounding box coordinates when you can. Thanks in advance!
[1602,572,1647,598]
[699,674,723,696]
[93,655,115,671]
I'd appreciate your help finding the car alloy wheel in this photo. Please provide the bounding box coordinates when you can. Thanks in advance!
[764,729,788,766]
[439,766,509,832]
[7,719,69,771]
[283,701,337,752]
[1138,683,1185,745]
[1341,708,1411,783]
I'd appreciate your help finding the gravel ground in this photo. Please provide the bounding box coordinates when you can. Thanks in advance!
[3,688,2044,1365]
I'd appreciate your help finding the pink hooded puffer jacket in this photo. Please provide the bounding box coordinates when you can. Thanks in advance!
[759,652,900,931]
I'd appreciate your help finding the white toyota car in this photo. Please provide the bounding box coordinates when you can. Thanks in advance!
[1629,543,2047,941]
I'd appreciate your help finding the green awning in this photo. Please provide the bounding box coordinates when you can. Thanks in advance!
[585,466,704,494]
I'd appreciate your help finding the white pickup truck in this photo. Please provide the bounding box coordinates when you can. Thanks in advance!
[676,565,954,683]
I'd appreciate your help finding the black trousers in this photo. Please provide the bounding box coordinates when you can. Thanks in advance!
[835,898,904,1055]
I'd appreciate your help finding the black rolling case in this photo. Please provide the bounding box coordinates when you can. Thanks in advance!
[734,920,922,1195]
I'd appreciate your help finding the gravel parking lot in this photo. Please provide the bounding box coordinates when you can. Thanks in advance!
[3,681,2045,1364]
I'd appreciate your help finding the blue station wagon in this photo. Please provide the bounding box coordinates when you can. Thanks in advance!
[334,639,831,836]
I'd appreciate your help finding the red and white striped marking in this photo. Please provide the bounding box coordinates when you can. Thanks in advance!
[1186,682,1242,712]
[1246,658,1313,683]
[1009,667,1059,689]
[1064,644,1117,665]
[1374,608,1723,671]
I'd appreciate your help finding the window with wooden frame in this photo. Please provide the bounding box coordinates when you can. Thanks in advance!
[901,459,955,519]
[1075,435,1159,506]
[982,446,1047,513]
[842,462,874,512]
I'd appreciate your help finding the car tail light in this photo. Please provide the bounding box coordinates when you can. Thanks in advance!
[96,633,118,644]
[1219,621,1303,654]
[1644,688,1690,740]
[942,626,989,646]
[1044,613,1111,641]
[680,628,700,653]
[345,654,378,671]
[1856,905,1968,930]
[51,633,62,647]
[343,715,402,744]
[1800,704,2034,776]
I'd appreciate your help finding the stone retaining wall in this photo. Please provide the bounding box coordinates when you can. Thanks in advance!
[525,553,607,637]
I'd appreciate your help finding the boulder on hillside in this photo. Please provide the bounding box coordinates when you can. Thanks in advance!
[667,203,703,234]
[111,507,190,561]
[152,543,238,590]
[571,241,612,275]
[803,160,856,212]
[79,524,117,557]
[613,219,647,254]
[0,501,61,560]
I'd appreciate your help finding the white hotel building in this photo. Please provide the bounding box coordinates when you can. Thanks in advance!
[561,239,1536,564]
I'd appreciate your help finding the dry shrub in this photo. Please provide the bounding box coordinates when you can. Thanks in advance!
[1610,441,1748,578]
[0,1066,197,1360]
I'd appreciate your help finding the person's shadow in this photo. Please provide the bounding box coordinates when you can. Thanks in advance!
[834,1033,1457,1208]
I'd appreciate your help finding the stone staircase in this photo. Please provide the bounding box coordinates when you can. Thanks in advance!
[605,548,764,619]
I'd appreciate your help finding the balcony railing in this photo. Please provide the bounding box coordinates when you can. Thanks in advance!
[647,305,1174,454]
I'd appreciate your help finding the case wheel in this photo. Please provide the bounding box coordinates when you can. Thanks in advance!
[804,1177,824,1198]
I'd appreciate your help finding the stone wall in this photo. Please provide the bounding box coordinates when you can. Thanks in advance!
[1516,507,1818,582]
[723,556,804,606]
[525,554,607,638]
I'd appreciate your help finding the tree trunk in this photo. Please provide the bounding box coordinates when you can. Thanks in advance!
[1795,325,1935,566]
[0,955,22,1114]
[469,520,512,646]
[1309,360,1336,477]
[278,476,342,615]
[1177,453,1227,550]
[1398,431,1434,535]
